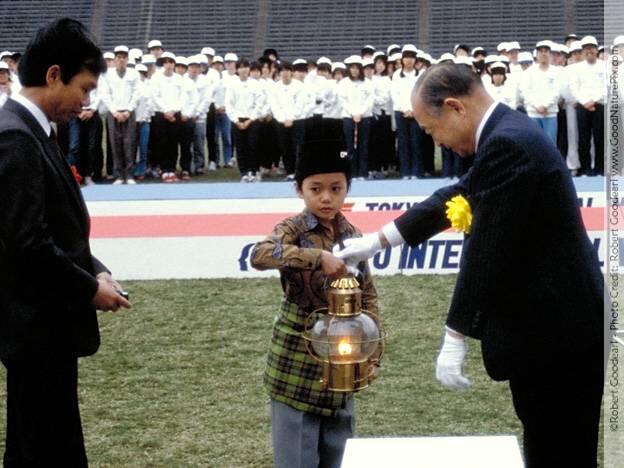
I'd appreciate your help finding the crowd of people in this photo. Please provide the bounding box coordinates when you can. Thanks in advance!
[0,32,617,185]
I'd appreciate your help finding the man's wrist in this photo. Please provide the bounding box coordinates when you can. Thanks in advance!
[381,222,405,248]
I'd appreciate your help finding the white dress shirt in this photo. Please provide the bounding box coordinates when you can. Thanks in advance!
[11,93,51,136]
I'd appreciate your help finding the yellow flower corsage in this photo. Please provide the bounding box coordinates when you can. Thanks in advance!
[445,195,472,234]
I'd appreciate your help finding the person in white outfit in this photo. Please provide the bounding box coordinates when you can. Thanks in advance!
[270,61,302,180]
[132,64,154,179]
[338,55,374,180]
[519,40,561,145]
[150,52,188,182]
[186,55,212,177]
[369,51,394,176]
[0,62,11,107]
[559,41,582,174]
[391,44,422,179]
[225,58,264,181]
[483,62,517,109]
[99,45,140,184]
[569,36,605,176]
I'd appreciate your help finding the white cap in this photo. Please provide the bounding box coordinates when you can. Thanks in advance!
[507,41,521,51]
[416,50,431,61]
[175,56,188,66]
[129,48,143,60]
[0,62,9,70]
[550,43,563,53]
[389,52,402,62]
[160,51,176,61]
[518,51,533,63]
[201,47,215,56]
[0,50,12,60]
[224,52,238,62]
[569,41,583,53]
[490,61,507,71]
[127,57,136,66]
[142,54,156,65]
[498,54,510,63]
[455,56,474,66]
[560,45,570,55]
[484,54,498,64]
[471,46,485,56]
[497,42,509,52]
[292,58,307,66]
[331,61,346,71]
[580,35,598,48]
[401,44,418,55]
[147,39,162,50]
[362,57,374,67]
[187,55,201,65]
[213,55,224,63]
[344,55,363,65]
[103,51,115,60]
[614,35,624,46]
[148,40,162,50]
[316,56,332,66]
[372,51,386,60]
[198,54,208,65]
[362,44,376,51]
[418,52,433,63]
[386,44,400,55]
[438,52,456,63]
[114,45,129,55]
[135,64,148,73]
[535,40,552,50]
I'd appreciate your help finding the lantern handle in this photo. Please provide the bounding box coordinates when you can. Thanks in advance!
[302,307,329,363]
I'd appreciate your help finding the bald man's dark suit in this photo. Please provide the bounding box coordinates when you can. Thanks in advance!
[395,103,604,468]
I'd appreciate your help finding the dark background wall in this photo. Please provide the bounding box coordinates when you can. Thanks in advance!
[0,0,614,61]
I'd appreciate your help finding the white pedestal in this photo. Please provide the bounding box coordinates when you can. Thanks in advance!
[340,435,523,468]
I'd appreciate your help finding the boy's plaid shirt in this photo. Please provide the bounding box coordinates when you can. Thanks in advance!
[251,210,378,416]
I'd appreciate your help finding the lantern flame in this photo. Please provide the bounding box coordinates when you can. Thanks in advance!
[338,340,353,356]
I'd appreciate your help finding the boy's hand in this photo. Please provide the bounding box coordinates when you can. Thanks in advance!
[320,251,347,278]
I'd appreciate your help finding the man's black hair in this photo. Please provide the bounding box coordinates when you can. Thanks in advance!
[250,61,262,72]
[18,17,105,87]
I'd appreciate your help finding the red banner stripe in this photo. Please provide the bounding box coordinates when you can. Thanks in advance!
[89,207,606,239]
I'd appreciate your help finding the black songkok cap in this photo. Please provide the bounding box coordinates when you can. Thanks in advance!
[295,138,351,185]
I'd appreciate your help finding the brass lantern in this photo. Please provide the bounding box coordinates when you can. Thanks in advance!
[303,276,386,392]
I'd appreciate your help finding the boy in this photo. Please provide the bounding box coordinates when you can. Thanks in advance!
[251,137,378,468]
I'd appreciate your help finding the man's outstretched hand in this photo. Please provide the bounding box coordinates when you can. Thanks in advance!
[333,234,383,264]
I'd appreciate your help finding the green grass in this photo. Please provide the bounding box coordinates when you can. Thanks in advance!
[0,276,532,466]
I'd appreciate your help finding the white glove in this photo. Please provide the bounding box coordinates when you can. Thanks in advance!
[435,330,471,390]
[333,234,382,264]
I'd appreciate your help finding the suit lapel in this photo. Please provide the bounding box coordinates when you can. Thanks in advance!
[4,100,89,235]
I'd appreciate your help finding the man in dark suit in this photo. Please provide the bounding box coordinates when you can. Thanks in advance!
[0,18,131,466]
[336,63,604,467]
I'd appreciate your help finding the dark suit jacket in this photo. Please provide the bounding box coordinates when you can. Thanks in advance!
[0,99,107,359]
[395,103,604,380]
